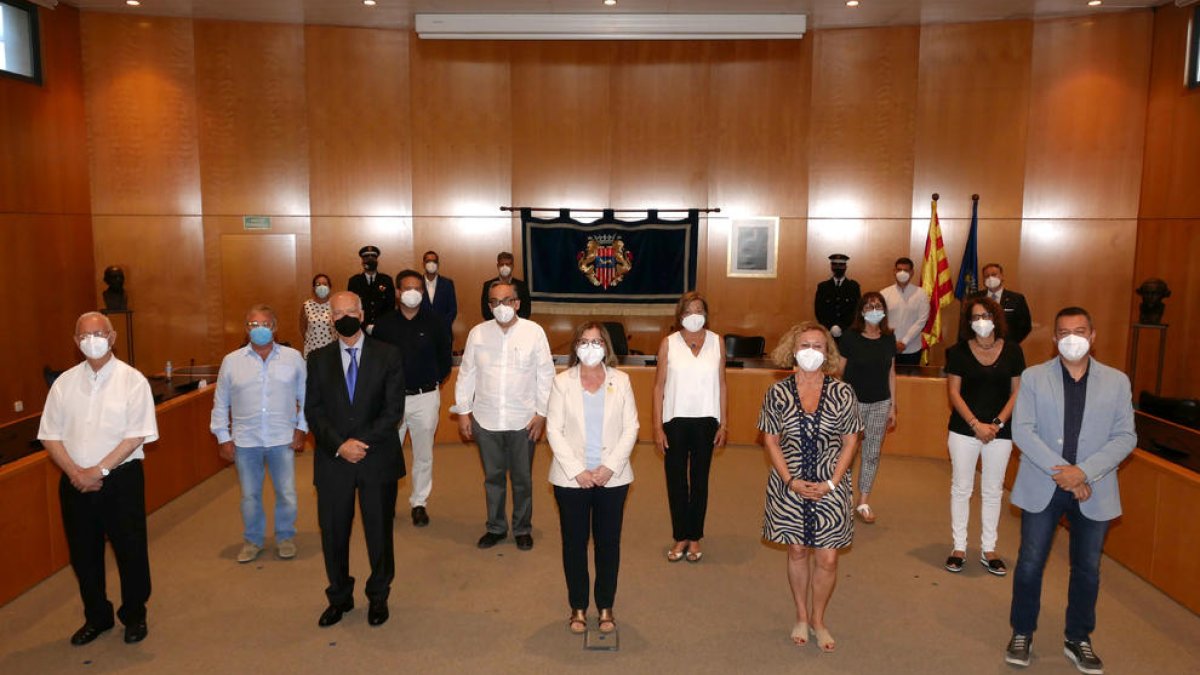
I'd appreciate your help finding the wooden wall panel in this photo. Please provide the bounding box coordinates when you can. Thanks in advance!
[81,13,201,216]
[1151,468,1200,613]
[305,26,411,218]
[311,217,414,297]
[912,21,1033,222]
[193,20,310,217]
[1022,13,1152,220]
[1132,219,1200,398]
[1140,3,1200,219]
[1103,456,1158,580]
[412,217,511,347]
[410,40,512,216]
[91,216,206,373]
[0,458,56,607]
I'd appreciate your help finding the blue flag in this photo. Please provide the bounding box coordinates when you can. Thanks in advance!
[954,197,980,300]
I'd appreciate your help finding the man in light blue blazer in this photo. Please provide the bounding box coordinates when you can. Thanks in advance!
[1005,307,1135,675]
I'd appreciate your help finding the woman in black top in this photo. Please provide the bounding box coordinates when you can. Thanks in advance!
[835,292,896,524]
[944,296,1025,576]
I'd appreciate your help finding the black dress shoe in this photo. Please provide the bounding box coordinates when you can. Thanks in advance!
[477,532,507,549]
[123,620,148,644]
[411,506,429,527]
[70,622,114,646]
[367,602,389,626]
[318,603,353,627]
[515,534,534,551]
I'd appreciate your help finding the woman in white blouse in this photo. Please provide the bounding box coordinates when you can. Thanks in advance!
[653,292,728,563]
[547,321,639,635]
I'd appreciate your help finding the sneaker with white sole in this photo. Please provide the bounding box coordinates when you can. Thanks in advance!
[237,542,262,563]
[277,539,296,559]
[1063,640,1103,674]
[1005,633,1032,667]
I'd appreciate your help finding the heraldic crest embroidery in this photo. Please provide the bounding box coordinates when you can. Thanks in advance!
[578,234,634,289]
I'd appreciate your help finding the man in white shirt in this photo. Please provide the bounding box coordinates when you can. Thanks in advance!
[210,304,308,564]
[879,256,930,366]
[456,281,555,551]
[38,312,159,646]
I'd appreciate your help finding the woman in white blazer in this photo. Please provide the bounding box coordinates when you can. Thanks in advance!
[547,321,639,636]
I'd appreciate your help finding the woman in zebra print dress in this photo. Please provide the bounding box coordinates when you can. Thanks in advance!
[759,321,863,653]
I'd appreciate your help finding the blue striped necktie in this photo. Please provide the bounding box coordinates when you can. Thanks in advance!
[346,347,358,403]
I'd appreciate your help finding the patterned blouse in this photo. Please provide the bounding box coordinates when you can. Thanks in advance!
[302,299,335,358]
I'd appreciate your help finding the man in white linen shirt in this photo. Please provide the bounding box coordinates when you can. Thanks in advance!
[38,312,159,646]
[455,281,555,551]
[879,256,930,366]
[210,304,308,563]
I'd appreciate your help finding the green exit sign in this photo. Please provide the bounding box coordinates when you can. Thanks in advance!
[243,216,271,230]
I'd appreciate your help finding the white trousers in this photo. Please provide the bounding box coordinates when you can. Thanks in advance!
[947,430,1013,552]
[399,389,441,508]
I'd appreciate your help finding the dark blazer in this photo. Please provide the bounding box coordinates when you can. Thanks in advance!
[480,276,532,320]
[420,274,458,337]
[304,337,407,484]
[971,288,1032,344]
[347,272,395,327]
[814,277,861,332]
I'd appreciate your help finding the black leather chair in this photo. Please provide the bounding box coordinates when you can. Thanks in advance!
[43,365,64,389]
[724,334,766,359]
[1139,391,1200,430]
[602,321,632,356]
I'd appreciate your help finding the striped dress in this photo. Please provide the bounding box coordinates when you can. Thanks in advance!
[758,375,863,548]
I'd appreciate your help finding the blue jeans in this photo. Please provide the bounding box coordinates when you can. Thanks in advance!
[1009,487,1110,642]
[234,445,298,546]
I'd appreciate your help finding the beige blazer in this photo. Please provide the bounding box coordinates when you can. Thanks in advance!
[546,365,639,488]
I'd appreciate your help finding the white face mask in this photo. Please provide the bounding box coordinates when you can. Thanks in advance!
[314,284,330,299]
[576,344,606,367]
[984,276,1002,291]
[424,261,438,275]
[400,289,423,309]
[680,314,706,333]
[895,270,911,284]
[498,265,513,278]
[80,335,111,360]
[971,319,995,338]
[493,304,516,324]
[795,348,826,373]
[863,309,885,325]
[1057,334,1091,362]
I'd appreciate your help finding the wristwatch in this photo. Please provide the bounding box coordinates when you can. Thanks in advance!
[100,466,110,477]
[992,418,1005,429]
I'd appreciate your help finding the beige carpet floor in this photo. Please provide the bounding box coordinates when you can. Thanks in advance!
[1,442,1197,674]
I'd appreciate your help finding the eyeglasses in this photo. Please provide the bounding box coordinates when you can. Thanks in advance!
[863,303,884,311]
[576,338,606,348]
[797,341,825,350]
[245,321,273,329]
[487,297,518,308]
[76,331,111,339]
[969,312,993,321]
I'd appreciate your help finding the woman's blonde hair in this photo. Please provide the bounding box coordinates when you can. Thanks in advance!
[769,321,842,375]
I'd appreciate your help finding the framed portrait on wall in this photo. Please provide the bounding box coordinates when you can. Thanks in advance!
[727,217,779,278]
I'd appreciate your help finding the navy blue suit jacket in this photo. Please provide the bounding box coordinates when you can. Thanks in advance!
[420,275,457,338]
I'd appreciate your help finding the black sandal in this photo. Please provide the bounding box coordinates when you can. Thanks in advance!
[981,554,1008,576]
[944,555,965,573]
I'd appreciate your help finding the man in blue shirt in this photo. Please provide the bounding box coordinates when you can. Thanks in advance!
[210,304,308,563]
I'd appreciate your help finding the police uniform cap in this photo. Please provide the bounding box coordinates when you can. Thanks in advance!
[358,245,381,257]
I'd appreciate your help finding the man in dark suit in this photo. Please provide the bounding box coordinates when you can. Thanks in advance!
[974,262,1032,344]
[419,249,458,342]
[347,245,395,331]
[814,253,861,338]
[305,291,406,628]
[479,251,532,321]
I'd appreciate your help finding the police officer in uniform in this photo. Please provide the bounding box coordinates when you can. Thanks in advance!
[814,253,861,337]
[348,245,395,331]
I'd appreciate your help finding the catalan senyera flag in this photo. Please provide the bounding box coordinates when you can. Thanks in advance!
[920,197,954,365]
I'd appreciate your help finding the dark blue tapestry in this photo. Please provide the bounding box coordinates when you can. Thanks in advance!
[521,209,699,311]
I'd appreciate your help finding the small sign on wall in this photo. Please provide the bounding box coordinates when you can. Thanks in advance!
[243,216,271,230]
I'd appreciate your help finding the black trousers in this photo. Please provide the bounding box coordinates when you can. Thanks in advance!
[895,351,922,366]
[59,460,151,627]
[317,468,398,607]
[554,484,629,611]
[663,416,719,542]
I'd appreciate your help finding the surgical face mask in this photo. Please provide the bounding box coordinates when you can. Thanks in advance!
[400,289,423,309]
[493,304,516,324]
[79,335,111,360]
[895,270,911,284]
[498,264,513,278]
[334,315,362,338]
[1057,334,1091,362]
[424,261,438,275]
[863,309,885,325]
[363,260,378,272]
[971,319,995,338]
[681,313,706,333]
[984,276,1002,290]
[314,284,330,299]
[249,326,274,346]
[576,344,606,367]
[795,348,826,373]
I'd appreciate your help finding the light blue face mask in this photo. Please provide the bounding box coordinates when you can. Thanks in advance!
[863,310,885,325]
[249,326,274,346]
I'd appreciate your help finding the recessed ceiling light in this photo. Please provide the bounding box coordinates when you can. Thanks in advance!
[846,0,860,7]
[126,0,140,6]
[605,0,617,6]
[1088,0,1102,5]
[363,0,377,6]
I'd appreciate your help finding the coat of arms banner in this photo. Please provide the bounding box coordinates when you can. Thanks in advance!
[520,208,700,316]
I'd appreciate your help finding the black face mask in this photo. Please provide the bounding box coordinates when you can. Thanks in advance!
[334,315,362,338]
[363,260,378,272]
[832,266,846,279]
